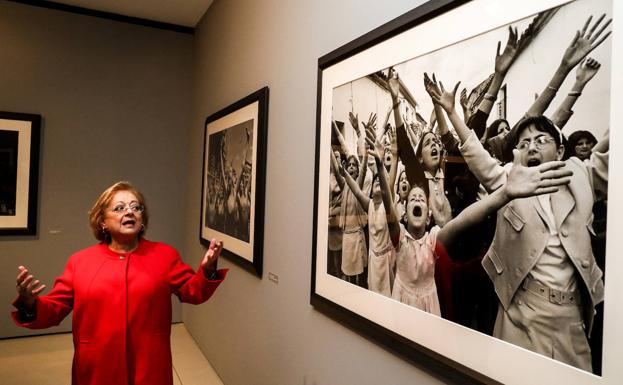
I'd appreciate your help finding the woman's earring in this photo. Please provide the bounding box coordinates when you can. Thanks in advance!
[140,223,145,231]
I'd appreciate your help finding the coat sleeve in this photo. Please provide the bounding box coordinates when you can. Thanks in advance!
[169,250,228,305]
[11,257,75,329]
[458,131,508,193]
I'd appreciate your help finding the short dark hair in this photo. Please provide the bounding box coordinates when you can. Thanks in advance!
[499,116,565,163]
[511,115,563,148]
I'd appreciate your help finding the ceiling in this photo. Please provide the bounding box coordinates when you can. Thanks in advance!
[44,0,214,28]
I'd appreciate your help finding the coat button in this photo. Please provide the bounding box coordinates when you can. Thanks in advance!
[581,260,589,268]
[561,229,568,237]
[517,300,523,306]
[119,255,125,260]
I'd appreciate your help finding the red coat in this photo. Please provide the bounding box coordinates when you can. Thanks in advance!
[12,239,228,385]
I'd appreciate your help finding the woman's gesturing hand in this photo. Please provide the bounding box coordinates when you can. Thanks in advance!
[16,266,46,308]
[201,239,223,277]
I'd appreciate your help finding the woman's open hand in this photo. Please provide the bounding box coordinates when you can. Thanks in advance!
[201,239,223,278]
[16,266,45,308]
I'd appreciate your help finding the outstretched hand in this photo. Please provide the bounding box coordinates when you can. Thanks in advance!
[365,127,384,161]
[495,26,519,75]
[575,57,601,86]
[348,112,360,136]
[201,239,223,277]
[504,149,572,199]
[430,78,461,114]
[362,112,378,132]
[423,72,441,100]
[16,266,45,307]
[561,14,611,70]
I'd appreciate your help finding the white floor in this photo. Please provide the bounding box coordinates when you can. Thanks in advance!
[0,323,224,385]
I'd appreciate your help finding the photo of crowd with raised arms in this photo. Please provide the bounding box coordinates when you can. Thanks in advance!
[326,0,611,374]
[205,119,254,243]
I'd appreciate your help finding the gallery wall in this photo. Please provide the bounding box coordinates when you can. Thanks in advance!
[181,0,457,384]
[0,1,194,337]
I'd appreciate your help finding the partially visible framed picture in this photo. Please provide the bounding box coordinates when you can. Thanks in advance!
[0,111,41,236]
[312,0,621,384]
[200,87,268,277]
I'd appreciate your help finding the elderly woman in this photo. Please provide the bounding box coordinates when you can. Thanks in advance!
[12,181,227,385]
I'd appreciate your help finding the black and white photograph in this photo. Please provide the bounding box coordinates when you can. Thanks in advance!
[205,119,254,243]
[0,111,40,235]
[201,87,268,277]
[0,129,19,216]
[313,0,620,383]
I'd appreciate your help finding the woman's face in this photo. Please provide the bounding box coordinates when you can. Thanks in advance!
[101,190,144,242]
[574,137,595,160]
[420,133,442,171]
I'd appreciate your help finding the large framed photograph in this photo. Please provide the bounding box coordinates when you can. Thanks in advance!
[0,111,41,236]
[311,0,621,383]
[200,87,268,277]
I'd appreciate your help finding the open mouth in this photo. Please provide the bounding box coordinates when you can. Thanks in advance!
[412,206,422,217]
[527,159,541,167]
[122,219,136,226]
[385,154,392,164]
[401,184,408,193]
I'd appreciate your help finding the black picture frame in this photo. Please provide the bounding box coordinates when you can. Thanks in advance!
[0,111,41,236]
[311,0,617,384]
[200,87,268,277]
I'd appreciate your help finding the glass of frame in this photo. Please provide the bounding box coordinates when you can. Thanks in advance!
[200,87,269,277]
[0,111,41,236]
[311,0,621,383]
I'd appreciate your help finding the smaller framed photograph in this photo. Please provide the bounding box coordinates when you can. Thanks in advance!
[200,87,269,277]
[0,111,41,236]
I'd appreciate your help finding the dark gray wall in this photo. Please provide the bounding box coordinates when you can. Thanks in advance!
[182,0,447,384]
[0,1,193,337]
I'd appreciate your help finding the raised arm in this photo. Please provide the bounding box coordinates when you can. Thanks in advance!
[387,128,399,192]
[432,80,507,191]
[329,150,345,191]
[366,128,400,241]
[552,58,601,128]
[460,87,471,123]
[339,156,370,211]
[389,69,419,185]
[437,151,572,247]
[430,80,473,144]
[525,14,611,118]
[332,120,352,158]
[478,27,521,119]
[424,73,451,137]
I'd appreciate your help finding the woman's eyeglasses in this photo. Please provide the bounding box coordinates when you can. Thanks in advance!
[109,203,144,214]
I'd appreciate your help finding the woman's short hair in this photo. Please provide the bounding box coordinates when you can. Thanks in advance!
[88,181,149,242]
[502,115,565,163]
